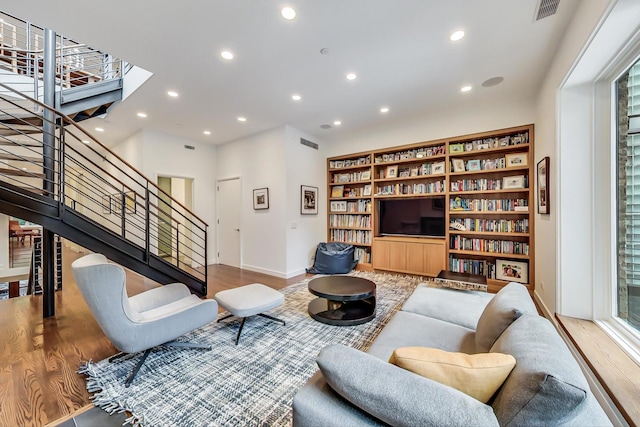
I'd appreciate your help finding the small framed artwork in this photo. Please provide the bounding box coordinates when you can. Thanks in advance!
[410,167,419,176]
[386,165,398,179]
[363,184,372,196]
[505,152,528,167]
[253,187,269,210]
[467,159,481,171]
[399,167,410,178]
[330,200,347,212]
[102,195,111,214]
[337,173,350,183]
[432,161,446,174]
[334,160,344,169]
[301,185,318,215]
[360,170,371,181]
[125,191,136,214]
[496,259,528,284]
[449,143,464,153]
[452,158,465,172]
[502,175,525,189]
[537,156,550,214]
[331,185,344,198]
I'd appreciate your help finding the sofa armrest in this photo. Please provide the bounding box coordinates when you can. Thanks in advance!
[317,345,499,427]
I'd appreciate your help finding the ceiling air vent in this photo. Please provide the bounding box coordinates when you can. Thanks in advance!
[535,0,560,21]
[184,145,195,150]
[300,138,318,150]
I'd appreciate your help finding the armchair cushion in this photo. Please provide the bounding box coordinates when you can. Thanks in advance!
[317,344,499,427]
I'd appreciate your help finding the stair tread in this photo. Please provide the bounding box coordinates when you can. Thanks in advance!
[0,167,44,177]
[0,153,43,163]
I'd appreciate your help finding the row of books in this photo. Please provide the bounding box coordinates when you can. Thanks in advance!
[450,178,505,192]
[330,156,371,169]
[377,181,445,196]
[450,132,529,153]
[450,236,530,255]
[354,247,371,264]
[343,200,372,213]
[449,256,497,278]
[330,230,372,245]
[450,218,529,233]
[450,197,528,212]
[374,145,446,163]
[329,214,372,228]
[331,171,370,183]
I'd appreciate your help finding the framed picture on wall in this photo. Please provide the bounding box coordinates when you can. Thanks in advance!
[301,185,318,215]
[537,156,550,214]
[125,191,136,214]
[253,188,269,210]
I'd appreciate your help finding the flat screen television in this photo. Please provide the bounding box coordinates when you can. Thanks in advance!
[378,197,446,237]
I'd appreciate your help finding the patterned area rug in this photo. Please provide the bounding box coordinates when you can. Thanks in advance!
[80,271,427,426]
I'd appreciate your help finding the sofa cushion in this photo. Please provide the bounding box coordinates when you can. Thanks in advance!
[317,344,500,427]
[475,282,537,352]
[366,311,476,361]
[490,314,589,426]
[389,347,515,403]
[401,284,493,330]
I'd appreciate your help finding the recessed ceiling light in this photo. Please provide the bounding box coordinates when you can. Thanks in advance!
[95,127,104,132]
[220,50,234,60]
[82,140,90,144]
[237,117,247,122]
[167,91,179,97]
[203,130,211,135]
[137,112,147,118]
[346,73,357,81]
[281,6,296,20]
[460,85,472,92]
[482,76,504,87]
[380,107,389,113]
[292,94,302,101]
[450,30,465,41]
[333,120,342,126]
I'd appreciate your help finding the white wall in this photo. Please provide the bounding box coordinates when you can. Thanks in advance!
[216,127,288,276]
[284,126,327,276]
[0,214,8,269]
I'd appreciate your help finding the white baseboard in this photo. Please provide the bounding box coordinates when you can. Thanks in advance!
[241,264,288,279]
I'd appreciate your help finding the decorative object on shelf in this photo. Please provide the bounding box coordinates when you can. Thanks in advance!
[301,185,318,215]
[331,185,344,198]
[452,158,465,172]
[467,159,481,171]
[450,143,464,153]
[125,191,136,214]
[102,195,111,214]
[363,184,372,196]
[505,152,528,167]
[337,173,349,183]
[537,157,549,214]
[502,175,525,189]
[360,170,371,180]
[386,165,398,178]
[432,161,446,174]
[253,188,269,210]
[330,201,347,212]
[495,259,528,284]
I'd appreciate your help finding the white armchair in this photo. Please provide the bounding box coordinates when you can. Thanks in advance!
[71,253,218,387]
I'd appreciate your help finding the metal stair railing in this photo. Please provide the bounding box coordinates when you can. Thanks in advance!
[0,10,128,103]
[0,81,208,289]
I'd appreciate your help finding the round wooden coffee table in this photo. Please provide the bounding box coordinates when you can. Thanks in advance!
[307,275,376,326]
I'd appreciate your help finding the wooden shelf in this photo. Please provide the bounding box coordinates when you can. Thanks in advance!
[329,196,373,201]
[374,173,445,183]
[448,249,530,259]
[449,230,530,237]
[329,180,371,186]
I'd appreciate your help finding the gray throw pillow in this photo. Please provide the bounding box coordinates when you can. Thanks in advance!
[490,314,589,426]
[475,282,537,352]
[317,344,499,427]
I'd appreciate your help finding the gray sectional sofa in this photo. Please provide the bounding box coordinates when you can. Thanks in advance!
[293,282,612,426]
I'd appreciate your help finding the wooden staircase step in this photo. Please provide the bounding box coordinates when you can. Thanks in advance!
[0,167,44,178]
[0,153,43,163]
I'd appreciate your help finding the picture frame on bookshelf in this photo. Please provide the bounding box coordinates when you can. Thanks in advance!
[330,200,347,212]
[432,161,446,174]
[410,166,419,176]
[452,158,465,172]
[386,165,398,178]
[331,185,344,198]
[253,188,270,210]
[334,160,344,168]
[467,159,481,171]
[505,152,528,167]
[398,167,410,177]
[537,156,549,214]
[449,143,464,153]
[476,143,490,150]
[360,170,371,180]
[503,175,525,189]
[464,142,474,152]
[496,259,528,284]
[301,185,318,215]
[363,184,372,196]
[337,173,350,183]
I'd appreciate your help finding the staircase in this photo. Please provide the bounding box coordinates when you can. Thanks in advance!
[0,82,208,296]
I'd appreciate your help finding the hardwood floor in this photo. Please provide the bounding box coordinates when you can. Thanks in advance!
[0,242,308,427]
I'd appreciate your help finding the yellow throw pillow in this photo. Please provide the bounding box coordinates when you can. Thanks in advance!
[389,347,515,403]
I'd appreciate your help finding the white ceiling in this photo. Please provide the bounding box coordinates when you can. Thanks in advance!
[4,0,578,147]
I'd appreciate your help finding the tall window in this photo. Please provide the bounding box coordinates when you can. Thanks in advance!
[618,59,640,333]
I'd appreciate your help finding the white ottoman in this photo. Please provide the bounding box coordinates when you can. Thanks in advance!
[214,283,285,344]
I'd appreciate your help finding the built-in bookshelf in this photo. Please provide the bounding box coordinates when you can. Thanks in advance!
[326,124,535,292]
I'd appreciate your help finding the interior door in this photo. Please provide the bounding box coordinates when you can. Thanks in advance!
[157,176,173,258]
[217,178,241,268]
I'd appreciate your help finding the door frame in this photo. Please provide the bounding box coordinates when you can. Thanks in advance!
[155,173,196,260]
[216,176,242,266]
